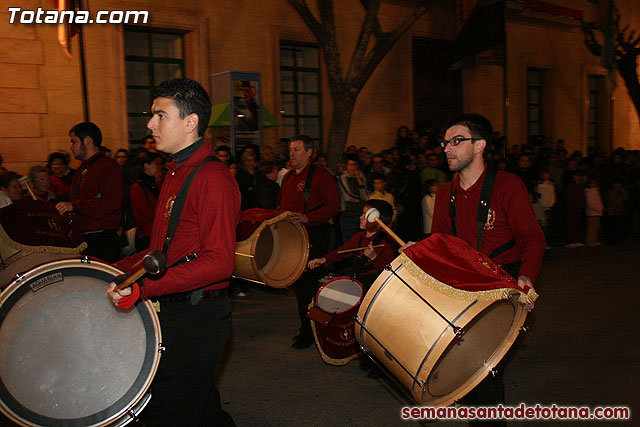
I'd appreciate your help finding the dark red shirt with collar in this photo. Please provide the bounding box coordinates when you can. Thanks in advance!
[279,162,340,226]
[129,180,159,238]
[69,152,123,233]
[431,165,545,283]
[323,230,395,276]
[115,141,241,297]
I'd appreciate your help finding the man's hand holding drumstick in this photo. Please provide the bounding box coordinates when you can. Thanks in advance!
[107,251,166,309]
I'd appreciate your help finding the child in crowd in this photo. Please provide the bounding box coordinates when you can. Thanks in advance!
[584,177,603,247]
[307,199,396,290]
[533,170,556,247]
[366,173,397,225]
[421,179,439,238]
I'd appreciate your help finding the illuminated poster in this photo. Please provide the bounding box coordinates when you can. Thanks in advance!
[233,79,260,149]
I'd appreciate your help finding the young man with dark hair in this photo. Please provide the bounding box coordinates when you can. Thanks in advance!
[107,78,240,426]
[55,121,123,262]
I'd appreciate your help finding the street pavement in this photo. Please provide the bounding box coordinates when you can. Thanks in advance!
[218,242,640,427]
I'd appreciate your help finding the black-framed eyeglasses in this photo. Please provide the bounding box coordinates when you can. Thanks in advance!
[441,137,481,148]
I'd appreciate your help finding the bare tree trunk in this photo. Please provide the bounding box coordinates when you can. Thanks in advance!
[326,96,356,165]
[285,0,435,167]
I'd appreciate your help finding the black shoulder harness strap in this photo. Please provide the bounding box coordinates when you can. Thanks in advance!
[163,155,220,304]
[279,163,316,213]
[163,155,219,256]
[448,168,515,256]
[303,163,316,213]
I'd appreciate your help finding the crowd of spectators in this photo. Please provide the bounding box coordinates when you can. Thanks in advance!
[227,127,640,250]
[1,125,639,263]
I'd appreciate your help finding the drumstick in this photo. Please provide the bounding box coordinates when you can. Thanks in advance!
[337,244,384,254]
[365,208,406,247]
[114,250,167,291]
[18,176,37,200]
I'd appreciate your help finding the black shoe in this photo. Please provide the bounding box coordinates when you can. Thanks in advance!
[291,335,314,349]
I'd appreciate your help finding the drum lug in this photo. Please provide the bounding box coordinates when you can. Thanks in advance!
[80,256,91,263]
[520,326,529,333]
[489,367,498,377]
[453,326,464,337]
[125,404,140,423]
[158,343,166,353]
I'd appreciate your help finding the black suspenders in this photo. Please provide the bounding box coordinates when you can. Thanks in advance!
[448,168,515,257]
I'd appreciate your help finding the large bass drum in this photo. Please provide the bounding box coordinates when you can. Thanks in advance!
[355,234,535,407]
[0,258,161,426]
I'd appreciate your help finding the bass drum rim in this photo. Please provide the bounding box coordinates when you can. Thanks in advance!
[0,258,161,427]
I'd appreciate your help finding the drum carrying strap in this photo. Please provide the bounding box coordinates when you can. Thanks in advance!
[278,163,317,213]
[163,155,220,304]
[449,168,515,256]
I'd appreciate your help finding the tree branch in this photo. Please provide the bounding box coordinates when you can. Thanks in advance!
[346,0,381,84]
[316,0,347,95]
[285,0,323,41]
[352,0,436,90]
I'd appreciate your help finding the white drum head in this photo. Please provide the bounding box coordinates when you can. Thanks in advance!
[0,259,161,426]
[316,277,363,314]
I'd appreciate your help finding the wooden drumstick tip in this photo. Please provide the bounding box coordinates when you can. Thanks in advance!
[18,176,38,200]
[364,207,405,247]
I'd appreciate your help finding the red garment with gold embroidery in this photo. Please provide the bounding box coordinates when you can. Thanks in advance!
[279,163,340,226]
[403,233,521,292]
[431,166,545,283]
[116,141,241,296]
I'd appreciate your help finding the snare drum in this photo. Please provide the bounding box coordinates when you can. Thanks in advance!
[0,258,162,426]
[307,277,364,365]
[355,253,527,407]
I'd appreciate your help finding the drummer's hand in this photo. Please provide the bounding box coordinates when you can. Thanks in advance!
[517,275,536,310]
[308,258,326,269]
[289,212,308,224]
[363,243,377,260]
[107,277,141,309]
[399,241,416,253]
[55,201,73,215]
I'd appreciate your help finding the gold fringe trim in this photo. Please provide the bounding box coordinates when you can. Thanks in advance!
[308,301,362,366]
[238,211,294,243]
[397,253,536,304]
[0,224,87,255]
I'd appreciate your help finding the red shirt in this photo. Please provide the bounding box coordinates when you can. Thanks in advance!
[116,141,241,297]
[279,163,340,226]
[324,230,395,276]
[70,152,123,233]
[129,179,161,238]
[49,172,74,201]
[432,165,545,283]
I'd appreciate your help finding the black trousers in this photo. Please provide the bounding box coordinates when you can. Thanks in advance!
[295,222,331,339]
[82,230,121,263]
[145,293,235,426]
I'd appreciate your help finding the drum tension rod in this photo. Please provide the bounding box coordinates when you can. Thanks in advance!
[384,265,464,337]
[355,316,426,389]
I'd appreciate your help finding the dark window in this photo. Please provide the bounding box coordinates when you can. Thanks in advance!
[587,75,603,148]
[124,27,185,147]
[279,41,322,149]
[527,68,544,137]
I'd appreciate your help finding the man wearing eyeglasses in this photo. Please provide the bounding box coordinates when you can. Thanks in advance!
[431,113,545,426]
